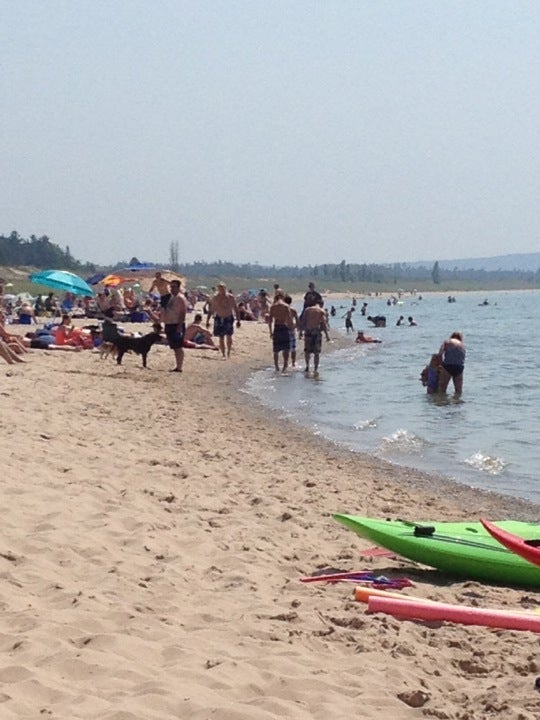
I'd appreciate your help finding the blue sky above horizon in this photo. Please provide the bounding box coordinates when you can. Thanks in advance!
[3,1,540,266]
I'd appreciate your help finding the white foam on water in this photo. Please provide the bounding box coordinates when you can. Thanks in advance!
[464,452,507,476]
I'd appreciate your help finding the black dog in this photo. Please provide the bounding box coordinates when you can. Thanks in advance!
[114,323,163,368]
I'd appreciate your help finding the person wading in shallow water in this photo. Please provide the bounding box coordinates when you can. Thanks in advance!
[438,331,466,395]
[206,282,241,358]
[268,292,292,372]
[302,302,330,376]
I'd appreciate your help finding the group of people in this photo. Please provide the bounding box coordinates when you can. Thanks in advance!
[1,275,467,397]
[140,279,242,372]
[268,282,330,375]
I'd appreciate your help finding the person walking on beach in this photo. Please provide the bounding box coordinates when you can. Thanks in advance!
[268,292,292,372]
[162,279,187,372]
[299,281,323,338]
[206,282,241,358]
[284,295,298,368]
[438,331,466,395]
[303,302,330,375]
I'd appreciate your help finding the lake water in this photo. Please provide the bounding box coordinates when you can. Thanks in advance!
[244,290,540,504]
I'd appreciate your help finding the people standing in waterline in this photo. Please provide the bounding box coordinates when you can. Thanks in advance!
[268,292,291,373]
[303,302,330,376]
[438,331,466,395]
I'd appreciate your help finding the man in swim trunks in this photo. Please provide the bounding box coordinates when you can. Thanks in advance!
[268,292,292,372]
[302,302,330,375]
[149,272,172,308]
[283,295,298,368]
[298,281,324,339]
[343,307,355,333]
[206,282,241,358]
[161,279,187,372]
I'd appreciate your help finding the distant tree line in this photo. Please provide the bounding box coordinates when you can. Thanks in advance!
[2,231,539,286]
[175,259,540,285]
[0,232,96,272]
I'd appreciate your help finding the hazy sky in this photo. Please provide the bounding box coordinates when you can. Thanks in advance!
[3,1,540,267]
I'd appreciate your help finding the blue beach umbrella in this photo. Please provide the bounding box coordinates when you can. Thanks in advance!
[85,272,107,285]
[122,263,159,273]
[29,269,94,297]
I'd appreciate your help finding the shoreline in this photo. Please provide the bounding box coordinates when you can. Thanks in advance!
[239,321,539,519]
[2,321,540,719]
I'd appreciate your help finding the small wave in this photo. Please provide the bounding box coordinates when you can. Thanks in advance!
[379,429,427,454]
[353,418,378,430]
[464,452,506,475]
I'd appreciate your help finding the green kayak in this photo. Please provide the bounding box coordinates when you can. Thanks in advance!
[334,515,540,587]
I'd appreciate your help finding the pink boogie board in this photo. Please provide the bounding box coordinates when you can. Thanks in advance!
[481,519,540,568]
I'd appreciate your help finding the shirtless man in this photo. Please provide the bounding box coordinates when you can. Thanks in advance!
[303,302,330,375]
[268,292,292,372]
[206,282,240,358]
[184,313,217,349]
[299,281,323,338]
[283,295,298,368]
[161,279,187,372]
[343,307,355,334]
[149,272,171,308]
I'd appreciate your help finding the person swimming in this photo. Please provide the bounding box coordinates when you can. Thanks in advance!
[356,331,382,344]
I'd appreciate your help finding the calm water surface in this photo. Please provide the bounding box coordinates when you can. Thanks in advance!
[245,290,540,504]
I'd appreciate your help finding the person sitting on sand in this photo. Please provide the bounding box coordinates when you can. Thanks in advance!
[0,339,25,364]
[17,302,36,324]
[0,311,29,354]
[237,302,255,321]
[54,315,93,348]
[184,314,218,351]
[44,292,58,315]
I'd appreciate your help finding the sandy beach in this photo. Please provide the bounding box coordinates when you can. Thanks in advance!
[1,318,539,720]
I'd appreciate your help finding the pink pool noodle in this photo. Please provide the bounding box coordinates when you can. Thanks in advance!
[368,596,540,632]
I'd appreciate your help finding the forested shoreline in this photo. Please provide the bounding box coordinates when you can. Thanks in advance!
[1,231,539,289]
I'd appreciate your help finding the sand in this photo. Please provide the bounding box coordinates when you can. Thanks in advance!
[1,318,539,720]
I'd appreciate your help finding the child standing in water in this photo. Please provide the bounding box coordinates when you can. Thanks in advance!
[420,354,442,394]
